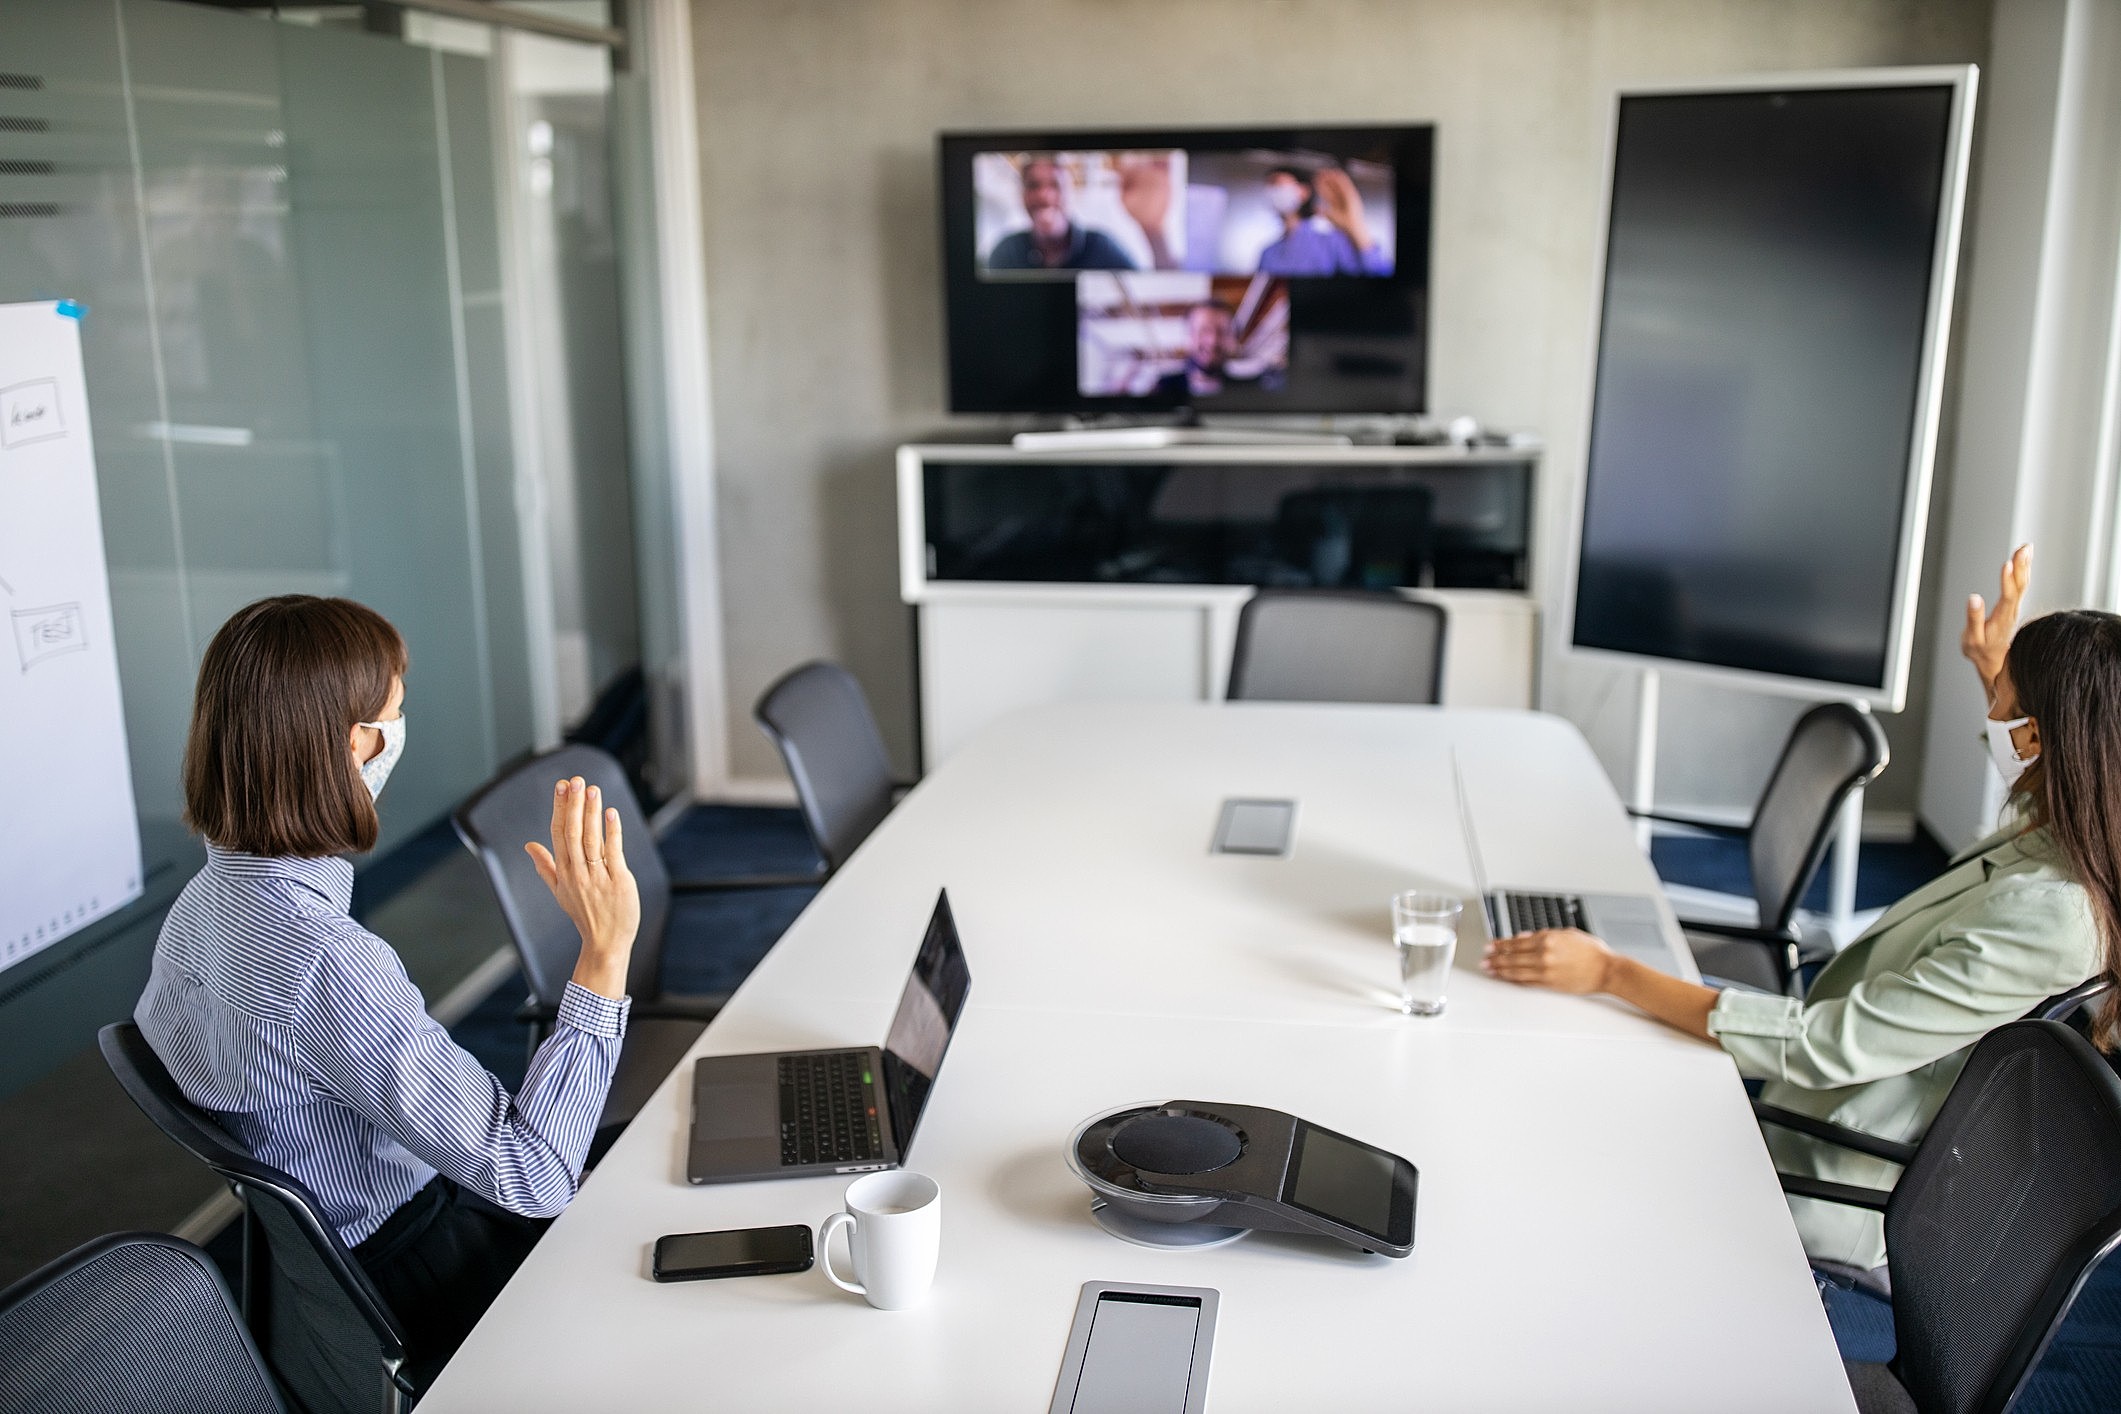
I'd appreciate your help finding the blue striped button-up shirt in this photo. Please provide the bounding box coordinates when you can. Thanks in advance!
[136,846,627,1247]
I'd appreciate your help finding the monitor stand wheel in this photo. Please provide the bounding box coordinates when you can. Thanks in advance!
[1088,1197,1247,1250]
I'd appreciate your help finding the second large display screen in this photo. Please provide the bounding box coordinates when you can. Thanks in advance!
[939,126,1433,415]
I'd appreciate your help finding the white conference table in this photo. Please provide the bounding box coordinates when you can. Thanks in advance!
[418,703,1855,1413]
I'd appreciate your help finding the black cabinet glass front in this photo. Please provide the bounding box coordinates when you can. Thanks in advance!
[922,460,1531,591]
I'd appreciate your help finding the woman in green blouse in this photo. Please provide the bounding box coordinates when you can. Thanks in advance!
[1487,546,2121,1269]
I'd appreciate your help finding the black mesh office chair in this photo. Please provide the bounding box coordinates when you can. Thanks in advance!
[1756,1020,2121,1414]
[0,1231,288,1414]
[455,743,814,1127]
[97,1024,421,1414]
[754,662,904,876]
[1225,589,1448,705]
[1637,702,1889,995]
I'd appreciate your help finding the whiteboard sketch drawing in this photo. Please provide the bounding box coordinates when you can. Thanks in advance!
[13,602,86,670]
[0,301,143,969]
[1,377,66,450]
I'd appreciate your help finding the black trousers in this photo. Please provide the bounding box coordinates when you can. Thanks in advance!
[353,1176,548,1367]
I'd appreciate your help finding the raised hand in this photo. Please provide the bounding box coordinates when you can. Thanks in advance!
[1117,154,1174,267]
[1313,167,1373,251]
[1962,543,2032,703]
[525,776,642,1000]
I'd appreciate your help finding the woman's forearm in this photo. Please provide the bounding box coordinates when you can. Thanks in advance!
[1602,954,1719,1042]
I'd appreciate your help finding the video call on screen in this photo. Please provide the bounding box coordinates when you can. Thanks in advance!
[940,128,1432,415]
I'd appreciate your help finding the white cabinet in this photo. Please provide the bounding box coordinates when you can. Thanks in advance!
[899,443,1541,767]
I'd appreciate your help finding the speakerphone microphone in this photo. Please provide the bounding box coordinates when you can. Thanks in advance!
[1066,1102,1418,1257]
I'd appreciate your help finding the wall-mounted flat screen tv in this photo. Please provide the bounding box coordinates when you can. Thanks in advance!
[938,126,1433,415]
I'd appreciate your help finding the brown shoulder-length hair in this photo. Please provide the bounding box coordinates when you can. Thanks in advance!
[2005,609,2121,1049]
[183,596,407,858]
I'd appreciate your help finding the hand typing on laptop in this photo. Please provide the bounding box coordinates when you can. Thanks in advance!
[1483,928,1720,1042]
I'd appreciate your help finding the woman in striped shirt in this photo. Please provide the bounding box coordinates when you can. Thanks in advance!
[137,595,640,1366]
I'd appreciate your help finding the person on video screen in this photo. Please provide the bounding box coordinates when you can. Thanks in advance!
[987,155,1167,272]
[1154,301,1238,401]
[1258,165,1392,277]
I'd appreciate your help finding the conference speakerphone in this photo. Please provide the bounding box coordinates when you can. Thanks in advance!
[1067,1102,1417,1257]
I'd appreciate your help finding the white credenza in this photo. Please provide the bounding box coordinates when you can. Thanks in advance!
[898,441,1541,766]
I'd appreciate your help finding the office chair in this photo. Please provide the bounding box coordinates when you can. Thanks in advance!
[456,743,815,1127]
[1754,1020,2121,1414]
[1636,702,1889,996]
[0,1231,289,1414]
[98,1024,421,1414]
[754,661,905,875]
[1224,589,1447,705]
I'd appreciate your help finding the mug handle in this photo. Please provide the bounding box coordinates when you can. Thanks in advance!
[819,1211,865,1297]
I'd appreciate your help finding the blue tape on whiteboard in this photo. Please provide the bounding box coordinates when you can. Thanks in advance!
[54,299,85,320]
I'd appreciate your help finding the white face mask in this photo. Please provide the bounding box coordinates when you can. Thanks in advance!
[1264,182,1307,216]
[1985,714,2036,788]
[357,714,405,800]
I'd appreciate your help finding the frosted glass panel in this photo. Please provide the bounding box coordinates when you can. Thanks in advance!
[0,0,531,973]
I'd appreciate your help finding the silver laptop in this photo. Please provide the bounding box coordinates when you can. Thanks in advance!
[1451,753,1682,974]
[687,889,971,1184]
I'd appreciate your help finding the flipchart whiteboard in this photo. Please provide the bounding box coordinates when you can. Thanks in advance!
[0,300,143,969]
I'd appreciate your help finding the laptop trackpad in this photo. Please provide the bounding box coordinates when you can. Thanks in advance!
[696,1081,779,1140]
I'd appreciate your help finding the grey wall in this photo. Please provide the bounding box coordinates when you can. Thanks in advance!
[692,0,1992,812]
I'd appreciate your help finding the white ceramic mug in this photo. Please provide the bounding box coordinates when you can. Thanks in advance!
[819,1171,941,1310]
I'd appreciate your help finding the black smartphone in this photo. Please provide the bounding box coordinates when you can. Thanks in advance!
[651,1225,815,1282]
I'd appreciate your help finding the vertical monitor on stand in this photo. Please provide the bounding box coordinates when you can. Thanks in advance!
[1561,68,1977,711]
[1559,69,1976,931]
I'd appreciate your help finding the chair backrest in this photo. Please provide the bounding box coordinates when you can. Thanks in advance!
[1746,702,1890,934]
[454,742,672,1008]
[0,1231,287,1414]
[1886,1019,2121,1414]
[753,662,897,874]
[98,1024,408,1414]
[1225,590,1447,705]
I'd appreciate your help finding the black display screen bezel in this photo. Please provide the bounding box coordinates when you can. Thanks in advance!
[651,1225,814,1281]
[1279,1119,1416,1245]
[937,123,1434,415]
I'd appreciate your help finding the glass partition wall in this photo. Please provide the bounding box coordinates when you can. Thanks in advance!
[0,0,668,1092]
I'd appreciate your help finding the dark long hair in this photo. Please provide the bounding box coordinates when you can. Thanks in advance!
[183,596,407,857]
[2006,610,2121,1048]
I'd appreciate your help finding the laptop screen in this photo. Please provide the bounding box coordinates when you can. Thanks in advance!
[881,890,973,1155]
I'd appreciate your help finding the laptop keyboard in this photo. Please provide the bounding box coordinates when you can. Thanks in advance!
[778,1052,884,1167]
[1502,892,1588,934]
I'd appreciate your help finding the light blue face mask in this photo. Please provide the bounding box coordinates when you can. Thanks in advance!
[357,714,405,801]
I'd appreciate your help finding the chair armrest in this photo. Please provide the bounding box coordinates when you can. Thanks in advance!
[1628,808,1749,837]
[670,868,825,894]
[1754,1100,1917,1166]
[513,996,558,1027]
[518,992,726,1026]
[1779,1173,1893,1212]
[632,992,729,1023]
[1678,918,1795,945]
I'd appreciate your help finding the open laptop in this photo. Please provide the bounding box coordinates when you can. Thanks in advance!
[1451,752,1683,975]
[688,889,972,1184]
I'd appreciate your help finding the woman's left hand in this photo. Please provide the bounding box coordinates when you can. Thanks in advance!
[1314,168,1373,248]
[1483,928,1616,994]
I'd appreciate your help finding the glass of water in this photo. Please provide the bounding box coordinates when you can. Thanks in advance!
[1391,892,1462,1017]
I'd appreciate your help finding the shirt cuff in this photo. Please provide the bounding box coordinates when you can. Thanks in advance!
[555,981,630,1038]
[1706,986,1805,1040]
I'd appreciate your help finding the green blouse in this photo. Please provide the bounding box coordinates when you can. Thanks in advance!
[1707,824,2102,1269]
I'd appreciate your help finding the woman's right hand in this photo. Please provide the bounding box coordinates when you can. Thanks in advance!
[1963,544,2032,704]
[525,776,641,1000]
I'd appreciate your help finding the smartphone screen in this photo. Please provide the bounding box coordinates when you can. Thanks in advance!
[652,1225,814,1281]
